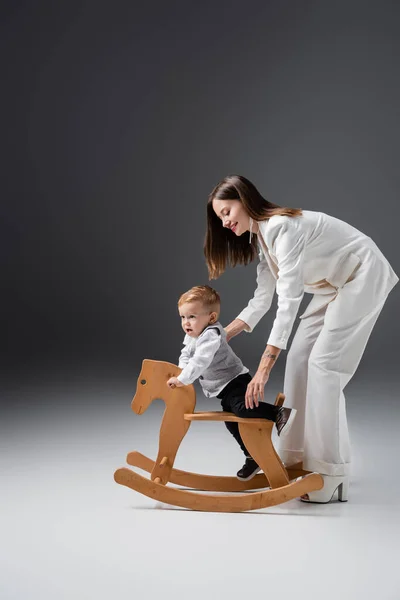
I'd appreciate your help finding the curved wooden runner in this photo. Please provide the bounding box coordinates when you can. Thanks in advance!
[127,450,310,492]
[184,411,289,489]
[116,359,324,511]
[114,467,323,512]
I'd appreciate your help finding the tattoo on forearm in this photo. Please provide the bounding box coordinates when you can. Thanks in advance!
[262,351,277,360]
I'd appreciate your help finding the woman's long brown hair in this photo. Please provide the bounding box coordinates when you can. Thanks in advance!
[204,174,303,279]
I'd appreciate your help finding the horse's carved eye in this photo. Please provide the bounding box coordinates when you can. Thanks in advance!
[140,379,147,385]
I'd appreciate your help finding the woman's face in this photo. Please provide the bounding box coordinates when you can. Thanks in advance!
[212,198,251,236]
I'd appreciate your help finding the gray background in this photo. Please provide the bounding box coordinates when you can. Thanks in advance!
[2,2,400,599]
[2,0,399,385]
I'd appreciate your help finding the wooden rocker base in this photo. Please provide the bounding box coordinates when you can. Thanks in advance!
[114,467,324,512]
[126,450,311,492]
[116,359,324,513]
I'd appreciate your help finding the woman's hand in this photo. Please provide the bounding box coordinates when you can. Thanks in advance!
[167,376,184,389]
[245,370,270,409]
[244,344,281,407]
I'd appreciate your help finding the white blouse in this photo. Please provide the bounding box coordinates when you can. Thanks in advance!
[236,210,398,349]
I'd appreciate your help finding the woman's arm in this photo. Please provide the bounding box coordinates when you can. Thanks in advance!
[258,344,281,375]
[244,344,281,409]
[246,219,306,407]
[224,318,249,342]
[265,218,306,349]
[225,250,276,341]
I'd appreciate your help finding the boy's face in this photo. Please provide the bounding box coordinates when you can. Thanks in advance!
[179,301,217,338]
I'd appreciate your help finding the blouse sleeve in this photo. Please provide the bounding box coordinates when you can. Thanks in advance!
[266,218,306,349]
[235,247,276,333]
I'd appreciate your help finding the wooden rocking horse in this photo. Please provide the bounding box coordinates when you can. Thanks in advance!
[114,359,324,512]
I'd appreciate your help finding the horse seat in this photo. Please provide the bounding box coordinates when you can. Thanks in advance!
[113,360,324,511]
[184,411,273,426]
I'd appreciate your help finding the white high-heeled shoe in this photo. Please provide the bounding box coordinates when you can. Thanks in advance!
[299,474,349,503]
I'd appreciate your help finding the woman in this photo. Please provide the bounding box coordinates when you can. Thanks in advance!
[204,174,398,503]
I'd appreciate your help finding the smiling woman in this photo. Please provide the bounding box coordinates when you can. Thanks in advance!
[204,174,302,280]
[203,174,398,503]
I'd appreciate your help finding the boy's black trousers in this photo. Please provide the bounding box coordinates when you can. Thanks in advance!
[217,372,280,457]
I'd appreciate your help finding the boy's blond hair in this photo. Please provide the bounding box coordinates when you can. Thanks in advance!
[178,285,220,317]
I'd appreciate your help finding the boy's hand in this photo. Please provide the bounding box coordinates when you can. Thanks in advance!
[167,376,184,389]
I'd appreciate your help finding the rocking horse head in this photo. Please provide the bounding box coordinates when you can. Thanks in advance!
[131,359,196,415]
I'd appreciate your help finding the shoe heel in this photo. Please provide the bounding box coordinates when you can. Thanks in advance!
[338,478,349,502]
[299,475,349,503]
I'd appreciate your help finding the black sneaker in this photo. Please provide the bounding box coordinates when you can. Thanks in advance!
[276,407,297,437]
[236,457,261,481]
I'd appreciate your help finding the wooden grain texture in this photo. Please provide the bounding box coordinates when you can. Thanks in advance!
[184,411,273,425]
[126,450,309,492]
[239,422,289,489]
[114,467,324,512]
[115,359,322,511]
[131,359,196,484]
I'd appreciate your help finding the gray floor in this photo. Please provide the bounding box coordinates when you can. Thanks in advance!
[1,372,400,600]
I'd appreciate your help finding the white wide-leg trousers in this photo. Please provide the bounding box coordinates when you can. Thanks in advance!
[278,248,398,476]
